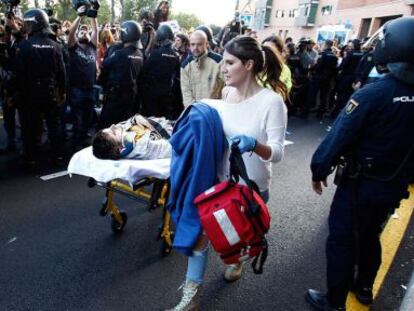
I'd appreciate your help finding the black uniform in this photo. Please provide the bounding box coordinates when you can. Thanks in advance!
[310,74,414,308]
[336,49,364,110]
[140,42,181,120]
[306,48,338,117]
[0,35,21,152]
[15,32,66,161]
[98,44,143,129]
[354,49,375,87]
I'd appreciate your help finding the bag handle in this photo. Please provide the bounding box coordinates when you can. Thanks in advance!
[229,143,260,215]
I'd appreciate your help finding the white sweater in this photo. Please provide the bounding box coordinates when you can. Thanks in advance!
[203,87,287,191]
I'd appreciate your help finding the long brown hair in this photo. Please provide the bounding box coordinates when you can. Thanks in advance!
[224,36,288,101]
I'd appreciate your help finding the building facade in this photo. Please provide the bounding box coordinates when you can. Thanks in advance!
[255,0,414,43]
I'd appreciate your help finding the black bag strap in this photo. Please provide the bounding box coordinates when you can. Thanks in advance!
[229,143,260,215]
[145,117,171,139]
[251,239,268,274]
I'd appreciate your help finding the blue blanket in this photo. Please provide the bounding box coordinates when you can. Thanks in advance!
[167,103,226,255]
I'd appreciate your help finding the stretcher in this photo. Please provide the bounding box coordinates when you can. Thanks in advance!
[68,147,174,256]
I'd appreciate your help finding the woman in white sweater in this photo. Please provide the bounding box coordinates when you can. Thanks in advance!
[168,36,288,311]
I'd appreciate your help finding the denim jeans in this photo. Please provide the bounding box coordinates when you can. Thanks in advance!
[70,87,95,145]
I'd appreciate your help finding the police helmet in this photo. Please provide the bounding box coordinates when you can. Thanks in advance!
[156,24,174,43]
[373,17,414,84]
[120,20,142,44]
[23,9,52,35]
[196,25,213,42]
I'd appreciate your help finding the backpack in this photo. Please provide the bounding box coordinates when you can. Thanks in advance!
[194,144,270,274]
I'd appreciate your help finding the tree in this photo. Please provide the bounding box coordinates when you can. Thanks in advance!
[97,0,111,24]
[123,0,157,21]
[54,0,77,21]
[170,12,203,32]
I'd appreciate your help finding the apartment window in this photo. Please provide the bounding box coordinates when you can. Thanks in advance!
[293,9,299,17]
[321,5,333,16]
[275,10,284,18]
[304,5,310,17]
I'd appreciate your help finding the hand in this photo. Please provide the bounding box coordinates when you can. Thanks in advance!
[229,135,256,154]
[312,179,327,195]
[352,81,361,91]
[77,5,87,16]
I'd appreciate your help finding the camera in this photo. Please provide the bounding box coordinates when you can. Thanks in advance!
[1,0,20,18]
[72,0,100,18]
[143,20,154,33]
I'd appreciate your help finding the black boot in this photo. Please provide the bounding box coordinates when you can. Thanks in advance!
[305,289,346,311]
[351,286,373,305]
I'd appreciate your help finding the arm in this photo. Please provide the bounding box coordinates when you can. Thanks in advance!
[90,17,98,48]
[310,94,372,183]
[68,16,81,48]
[256,98,288,162]
[180,66,195,107]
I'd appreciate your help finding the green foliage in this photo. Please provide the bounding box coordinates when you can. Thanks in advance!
[123,0,157,21]
[170,12,203,32]
[53,0,77,22]
[97,0,111,24]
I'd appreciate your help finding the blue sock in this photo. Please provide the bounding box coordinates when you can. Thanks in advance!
[186,246,209,284]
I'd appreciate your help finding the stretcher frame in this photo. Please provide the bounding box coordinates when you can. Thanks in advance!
[87,176,174,256]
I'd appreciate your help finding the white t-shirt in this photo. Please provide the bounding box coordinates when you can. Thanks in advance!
[203,87,287,191]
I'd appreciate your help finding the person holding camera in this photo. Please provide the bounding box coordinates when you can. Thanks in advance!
[97,20,143,129]
[138,9,156,59]
[15,9,66,165]
[67,4,98,150]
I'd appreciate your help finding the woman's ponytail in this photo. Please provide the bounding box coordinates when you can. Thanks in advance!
[259,44,288,101]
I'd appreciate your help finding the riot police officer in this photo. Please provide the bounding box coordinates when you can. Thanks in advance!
[97,20,143,129]
[139,24,181,120]
[16,9,66,165]
[333,39,364,117]
[305,39,338,118]
[306,17,414,311]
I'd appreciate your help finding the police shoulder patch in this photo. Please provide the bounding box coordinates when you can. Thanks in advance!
[345,99,359,114]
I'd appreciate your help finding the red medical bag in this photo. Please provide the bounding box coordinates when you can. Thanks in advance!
[194,145,270,274]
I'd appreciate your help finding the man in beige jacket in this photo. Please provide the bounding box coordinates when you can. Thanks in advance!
[180,30,222,107]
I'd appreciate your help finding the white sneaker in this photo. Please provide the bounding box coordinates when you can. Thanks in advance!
[224,263,244,282]
[166,280,202,311]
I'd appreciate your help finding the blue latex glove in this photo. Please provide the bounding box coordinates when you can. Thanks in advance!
[229,135,257,154]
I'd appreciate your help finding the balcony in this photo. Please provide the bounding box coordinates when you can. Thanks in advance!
[294,2,319,27]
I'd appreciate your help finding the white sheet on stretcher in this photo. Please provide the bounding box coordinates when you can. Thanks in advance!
[67,147,170,185]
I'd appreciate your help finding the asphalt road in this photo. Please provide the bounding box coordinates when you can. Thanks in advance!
[0,116,412,311]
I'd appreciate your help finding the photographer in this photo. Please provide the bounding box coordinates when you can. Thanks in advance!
[67,4,98,150]
[138,9,155,59]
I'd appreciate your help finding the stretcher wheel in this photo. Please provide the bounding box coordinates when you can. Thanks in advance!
[160,233,174,257]
[111,211,128,233]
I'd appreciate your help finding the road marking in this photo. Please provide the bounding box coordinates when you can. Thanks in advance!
[346,185,414,310]
[284,140,294,146]
[39,170,69,181]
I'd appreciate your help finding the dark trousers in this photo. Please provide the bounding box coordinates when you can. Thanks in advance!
[306,76,332,116]
[20,101,63,160]
[326,178,409,306]
[70,87,95,145]
[1,98,16,147]
[98,87,136,130]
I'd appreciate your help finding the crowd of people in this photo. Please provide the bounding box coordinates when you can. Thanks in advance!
[0,1,413,311]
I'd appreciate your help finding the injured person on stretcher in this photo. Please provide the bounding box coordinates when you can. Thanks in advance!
[92,114,174,160]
